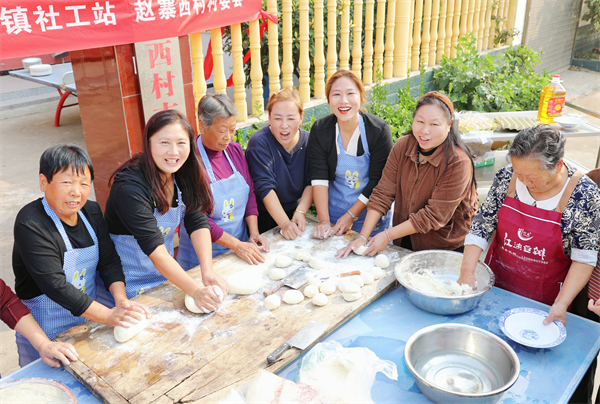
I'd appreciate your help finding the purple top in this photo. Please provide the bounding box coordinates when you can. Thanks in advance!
[201,140,259,242]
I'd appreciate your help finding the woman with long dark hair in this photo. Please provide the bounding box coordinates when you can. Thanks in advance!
[337,91,478,257]
[97,110,227,313]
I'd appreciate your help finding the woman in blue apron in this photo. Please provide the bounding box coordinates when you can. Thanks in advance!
[177,93,269,268]
[12,145,149,366]
[99,110,227,314]
[308,70,393,240]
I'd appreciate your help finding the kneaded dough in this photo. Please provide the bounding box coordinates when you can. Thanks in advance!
[227,269,263,295]
[283,289,304,304]
[320,281,336,295]
[371,266,385,280]
[361,272,375,285]
[349,275,365,287]
[312,293,328,306]
[338,279,360,293]
[304,284,319,298]
[353,244,368,256]
[269,267,286,281]
[306,277,322,287]
[308,258,325,270]
[375,254,390,268]
[294,251,312,262]
[185,286,224,314]
[263,294,281,310]
[275,255,292,268]
[343,291,362,302]
[114,317,149,343]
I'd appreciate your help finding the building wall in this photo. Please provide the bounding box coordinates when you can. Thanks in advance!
[522,0,583,73]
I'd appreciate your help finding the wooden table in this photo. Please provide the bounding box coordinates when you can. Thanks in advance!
[54,219,409,404]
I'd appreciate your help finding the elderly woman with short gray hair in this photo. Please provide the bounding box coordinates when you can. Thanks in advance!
[177,93,270,267]
[458,124,600,326]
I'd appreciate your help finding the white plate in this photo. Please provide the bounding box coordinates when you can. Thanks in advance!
[498,307,566,348]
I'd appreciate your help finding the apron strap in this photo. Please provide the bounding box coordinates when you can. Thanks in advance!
[507,172,518,198]
[556,170,584,213]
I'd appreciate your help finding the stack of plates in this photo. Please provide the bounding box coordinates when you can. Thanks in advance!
[29,64,52,76]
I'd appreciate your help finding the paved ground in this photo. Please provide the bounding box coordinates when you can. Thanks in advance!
[0,66,598,376]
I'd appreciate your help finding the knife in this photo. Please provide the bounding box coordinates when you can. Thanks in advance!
[267,320,329,364]
[263,266,318,297]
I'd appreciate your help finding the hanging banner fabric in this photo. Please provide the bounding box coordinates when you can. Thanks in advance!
[1,0,261,59]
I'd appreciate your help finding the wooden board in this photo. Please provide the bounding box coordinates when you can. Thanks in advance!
[55,218,410,404]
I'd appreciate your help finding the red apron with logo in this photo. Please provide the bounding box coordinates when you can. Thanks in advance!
[484,171,583,306]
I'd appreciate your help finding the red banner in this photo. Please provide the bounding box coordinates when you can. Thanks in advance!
[1,0,261,59]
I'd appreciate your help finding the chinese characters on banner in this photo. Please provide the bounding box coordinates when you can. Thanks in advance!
[135,38,186,121]
[1,0,261,59]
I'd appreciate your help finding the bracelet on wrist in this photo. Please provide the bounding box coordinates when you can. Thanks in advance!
[384,228,392,243]
[294,210,306,216]
[358,234,368,243]
[347,209,358,221]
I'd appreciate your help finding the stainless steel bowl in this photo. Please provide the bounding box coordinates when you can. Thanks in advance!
[405,323,520,404]
[395,250,494,315]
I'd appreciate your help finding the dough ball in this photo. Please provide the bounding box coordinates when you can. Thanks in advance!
[361,272,375,285]
[338,279,360,293]
[185,286,223,314]
[306,277,322,288]
[283,290,304,305]
[263,295,281,310]
[308,258,325,270]
[312,293,328,306]
[275,255,292,268]
[353,244,368,256]
[349,275,365,287]
[227,270,263,295]
[375,254,390,269]
[294,251,312,262]
[269,267,286,281]
[343,291,362,302]
[114,317,149,343]
[370,266,385,280]
[304,284,319,298]
[320,281,336,295]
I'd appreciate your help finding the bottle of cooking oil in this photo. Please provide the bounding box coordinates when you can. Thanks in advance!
[537,74,566,123]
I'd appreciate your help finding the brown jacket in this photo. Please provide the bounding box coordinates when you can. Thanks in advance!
[367,134,478,251]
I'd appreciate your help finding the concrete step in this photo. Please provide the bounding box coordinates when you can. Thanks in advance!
[0,85,56,102]
[0,90,62,111]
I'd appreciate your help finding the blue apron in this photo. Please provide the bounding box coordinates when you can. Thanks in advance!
[96,181,184,307]
[177,137,249,269]
[329,115,389,235]
[16,198,99,366]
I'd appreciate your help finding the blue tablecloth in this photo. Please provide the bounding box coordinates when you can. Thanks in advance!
[2,285,599,403]
[278,286,600,403]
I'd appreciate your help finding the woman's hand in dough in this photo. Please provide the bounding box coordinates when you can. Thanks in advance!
[115,297,152,320]
[311,222,333,239]
[38,339,79,367]
[589,299,600,316]
[292,211,307,232]
[331,213,354,236]
[249,232,270,253]
[234,241,266,265]
[193,285,222,313]
[363,232,389,256]
[281,220,302,240]
[105,306,144,328]
[335,237,366,259]
[456,273,477,289]
[202,269,229,296]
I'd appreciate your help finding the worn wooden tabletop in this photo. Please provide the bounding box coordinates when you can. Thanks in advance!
[55,218,409,404]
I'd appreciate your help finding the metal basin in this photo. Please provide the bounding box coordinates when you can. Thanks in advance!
[404,323,520,404]
[395,250,494,315]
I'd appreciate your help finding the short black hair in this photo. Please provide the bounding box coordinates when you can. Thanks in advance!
[39,144,94,183]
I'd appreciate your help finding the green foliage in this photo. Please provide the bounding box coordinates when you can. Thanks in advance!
[368,61,424,142]
[583,0,600,33]
[491,0,519,46]
[302,116,317,132]
[434,34,551,112]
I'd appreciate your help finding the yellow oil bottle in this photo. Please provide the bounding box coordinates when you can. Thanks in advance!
[537,74,566,123]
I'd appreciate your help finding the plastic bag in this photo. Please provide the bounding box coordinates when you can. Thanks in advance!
[217,370,322,404]
[298,341,398,404]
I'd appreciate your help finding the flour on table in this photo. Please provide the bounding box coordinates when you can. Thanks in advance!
[405,269,474,295]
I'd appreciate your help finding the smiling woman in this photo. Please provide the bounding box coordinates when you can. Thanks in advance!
[99,110,228,315]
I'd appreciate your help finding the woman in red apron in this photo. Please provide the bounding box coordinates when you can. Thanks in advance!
[458,125,600,326]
